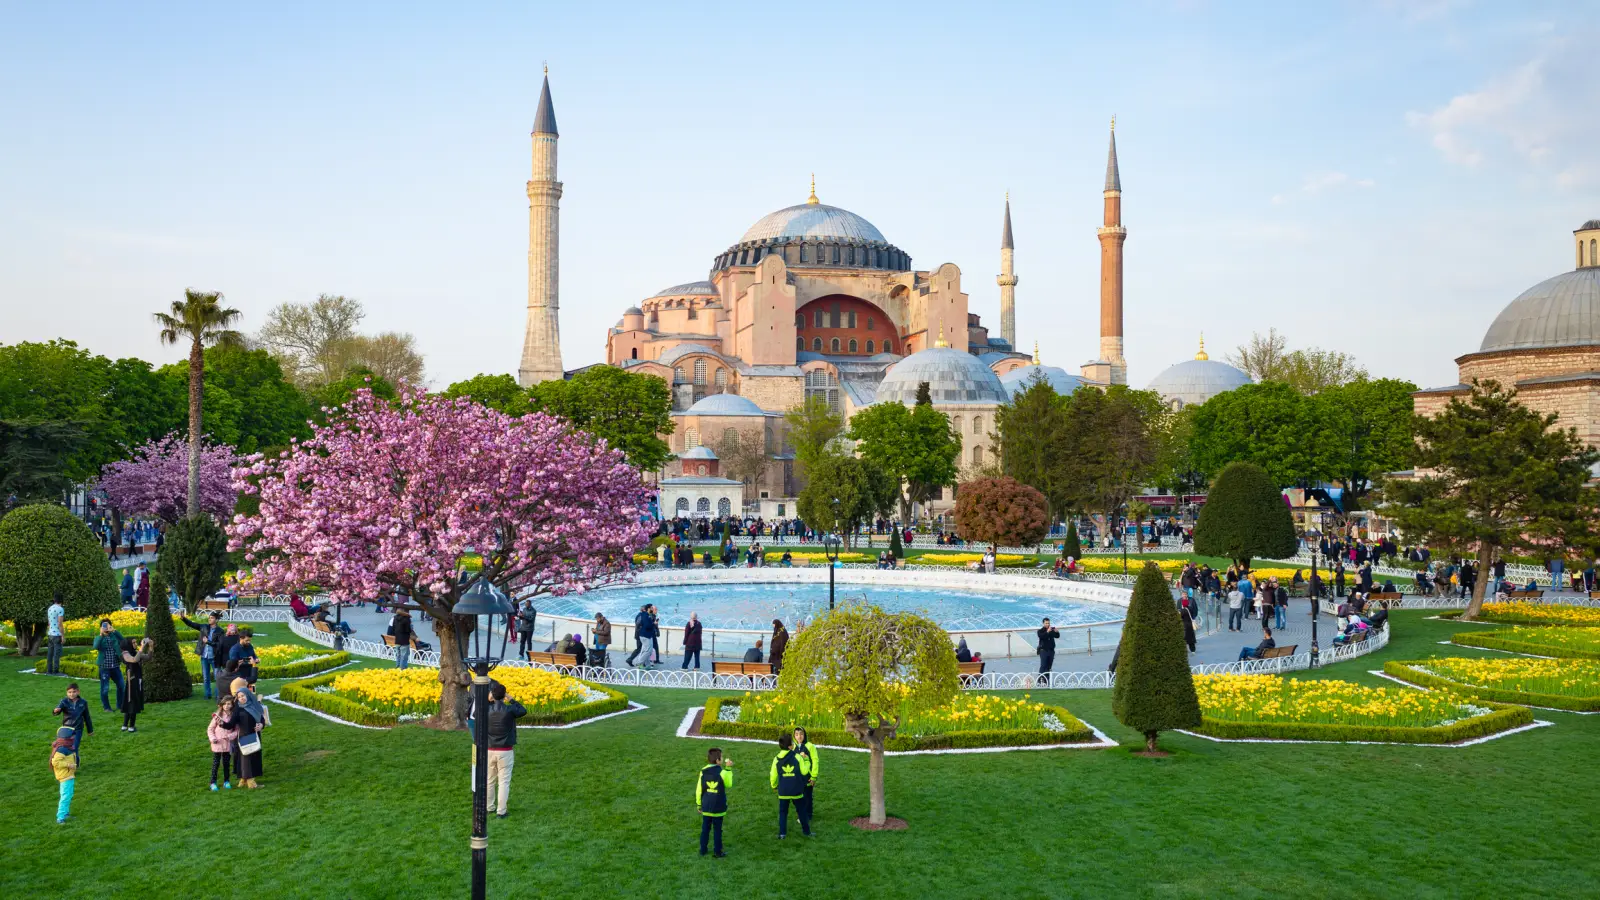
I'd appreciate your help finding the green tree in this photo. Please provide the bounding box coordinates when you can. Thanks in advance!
[1150,404,1206,497]
[158,515,232,616]
[1190,381,1334,486]
[1380,381,1600,619]
[848,401,960,523]
[953,476,1049,550]
[1193,461,1297,568]
[0,504,120,655]
[1058,385,1166,528]
[0,419,87,508]
[255,293,365,387]
[311,366,397,420]
[1112,562,1202,753]
[797,452,889,545]
[140,570,193,702]
[995,372,1070,518]
[777,605,959,827]
[1227,328,1365,393]
[1062,520,1082,560]
[154,290,244,518]
[1317,378,1416,510]
[197,345,311,454]
[528,365,674,472]
[1126,499,1153,552]
[442,373,533,416]
[783,395,844,478]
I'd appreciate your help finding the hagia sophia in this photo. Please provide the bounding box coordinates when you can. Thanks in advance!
[514,74,1600,517]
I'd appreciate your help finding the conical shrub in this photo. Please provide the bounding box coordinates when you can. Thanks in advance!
[141,572,193,702]
[1111,562,1201,752]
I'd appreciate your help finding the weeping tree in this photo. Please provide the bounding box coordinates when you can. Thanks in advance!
[777,605,958,828]
[1062,520,1083,560]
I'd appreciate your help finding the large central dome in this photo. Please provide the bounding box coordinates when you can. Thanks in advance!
[740,203,887,244]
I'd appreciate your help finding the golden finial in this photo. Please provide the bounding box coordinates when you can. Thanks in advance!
[1196,332,1209,361]
[1110,114,1116,132]
[934,324,949,349]
[1033,341,1040,365]
[807,173,819,205]
[543,62,548,75]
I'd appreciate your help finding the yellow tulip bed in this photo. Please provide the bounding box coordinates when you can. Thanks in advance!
[281,665,629,727]
[765,551,872,564]
[701,691,1095,751]
[913,553,1028,567]
[1192,673,1531,743]
[61,610,151,641]
[1385,657,1600,712]
[1452,626,1600,660]
[1457,603,1600,628]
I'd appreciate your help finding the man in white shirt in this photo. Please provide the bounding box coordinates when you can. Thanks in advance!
[46,592,67,674]
[1226,588,1244,633]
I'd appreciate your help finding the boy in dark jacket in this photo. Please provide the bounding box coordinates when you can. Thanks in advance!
[696,747,733,857]
[770,734,812,838]
[52,683,93,764]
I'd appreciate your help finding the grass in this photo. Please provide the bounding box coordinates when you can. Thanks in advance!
[1453,626,1600,659]
[3,613,1599,898]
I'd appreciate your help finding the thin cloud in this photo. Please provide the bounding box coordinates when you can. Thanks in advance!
[1271,171,1375,204]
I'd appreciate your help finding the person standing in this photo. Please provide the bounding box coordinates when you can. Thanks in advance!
[392,609,414,670]
[179,611,224,699]
[627,604,651,667]
[592,613,612,668]
[228,631,260,688]
[93,620,125,713]
[793,727,819,823]
[1274,580,1289,630]
[769,620,788,675]
[208,696,238,790]
[485,681,527,819]
[681,613,703,670]
[770,734,812,839]
[51,727,79,824]
[696,747,733,857]
[52,683,92,765]
[134,563,150,610]
[45,591,66,675]
[1227,585,1244,632]
[1179,603,1196,654]
[120,637,152,732]
[230,681,267,789]
[516,601,537,658]
[120,571,134,608]
[1036,618,1061,674]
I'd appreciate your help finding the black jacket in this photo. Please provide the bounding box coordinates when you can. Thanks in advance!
[179,616,223,658]
[486,698,528,749]
[392,614,414,645]
[1036,626,1061,653]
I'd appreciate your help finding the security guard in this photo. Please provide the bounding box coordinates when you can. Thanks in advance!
[793,726,820,821]
[770,734,812,838]
[695,747,733,857]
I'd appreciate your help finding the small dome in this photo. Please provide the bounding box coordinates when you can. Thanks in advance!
[623,306,643,316]
[875,347,1008,406]
[1147,358,1252,408]
[679,446,719,460]
[740,203,886,244]
[682,394,768,417]
[1580,219,1600,231]
[1000,364,1086,397]
[652,281,718,298]
[1479,269,1600,353]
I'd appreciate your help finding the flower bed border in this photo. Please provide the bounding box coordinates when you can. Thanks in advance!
[697,697,1098,751]
[39,648,351,684]
[1450,629,1600,660]
[1189,700,1532,744]
[279,670,631,729]
[1382,659,1600,712]
[1438,607,1600,628]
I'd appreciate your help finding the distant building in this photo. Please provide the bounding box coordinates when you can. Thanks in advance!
[1147,336,1252,410]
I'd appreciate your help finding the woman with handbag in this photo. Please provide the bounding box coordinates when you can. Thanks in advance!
[230,679,268,789]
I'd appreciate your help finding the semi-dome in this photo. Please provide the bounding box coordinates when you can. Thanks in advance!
[1478,268,1600,354]
[682,393,768,417]
[875,347,1009,406]
[1000,364,1086,398]
[652,281,718,298]
[623,306,643,315]
[740,203,886,244]
[1147,357,1252,409]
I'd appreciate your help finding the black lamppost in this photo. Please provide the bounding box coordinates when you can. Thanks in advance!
[1305,503,1326,667]
[823,534,842,610]
[1120,512,1128,576]
[455,579,514,900]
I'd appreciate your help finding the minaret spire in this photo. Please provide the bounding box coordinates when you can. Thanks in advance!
[1096,116,1127,385]
[520,71,565,386]
[997,193,1018,347]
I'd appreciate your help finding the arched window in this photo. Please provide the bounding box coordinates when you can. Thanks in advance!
[696,497,711,513]
[723,428,739,448]
[693,359,707,385]
[685,427,700,449]
[1592,238,1597,267]
[805,369,841,415]
[717,497,732,517]
[972,446,984,465]
[866,340,875,354]
[848,339,858,353]
[714,368,727,390]
[797,337,804,351]
[952,415,963,434]
[883,339,894,354]
[799,244,808,263]
[795,313,804,328]
[676,497,689,513]
[630,348,638,359]
[696,464,707,476]
[831,338,841,353]
[812,337,823,352]
[972,415,983,435]
[848,311,857,328]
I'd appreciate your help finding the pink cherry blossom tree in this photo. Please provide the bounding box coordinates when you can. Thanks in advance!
[227,388,653,727]
[99,434,239,524]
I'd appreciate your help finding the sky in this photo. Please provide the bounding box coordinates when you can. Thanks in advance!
[2,1,1597,391]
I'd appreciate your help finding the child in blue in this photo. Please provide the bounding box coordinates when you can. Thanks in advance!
[52,726,78,823]
[695,747,733,857]
[52,683,93,764]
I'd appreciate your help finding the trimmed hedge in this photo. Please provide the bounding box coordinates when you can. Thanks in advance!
[1451,629,1600,660]
[1192,699,1533,744]
[1383,660,1600,712]
[279,672,628,729]
[699,697,1097,751]
[40,648,349,684]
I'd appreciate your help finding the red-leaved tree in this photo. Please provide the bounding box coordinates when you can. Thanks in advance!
[953,475,1050,550]
[100,434,239,524]
[226,388,652,727]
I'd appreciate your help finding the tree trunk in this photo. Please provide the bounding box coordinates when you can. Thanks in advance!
[17,622,46,656]
[1145,730,1159,753]
[1463,540,1494,621]
[867,740,887,825]
[186,338,203,518]
[430,621,472,729]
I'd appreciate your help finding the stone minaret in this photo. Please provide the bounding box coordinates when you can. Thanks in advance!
[997,194,1018,347]
[519,71,564,387]
[1097,117,1128,385]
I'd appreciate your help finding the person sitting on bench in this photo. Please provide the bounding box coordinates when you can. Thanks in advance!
[312,607,353,636]
[1238,626,1276,661]
[743,639,764,664]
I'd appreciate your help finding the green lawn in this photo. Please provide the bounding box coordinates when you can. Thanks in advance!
[2,614,1595,899]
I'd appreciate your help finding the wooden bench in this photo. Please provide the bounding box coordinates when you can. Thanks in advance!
[527,650,578,667]
[1509,590,1545,600]
[1367,591,1404,602]
[197,598,231,612]
[712,661,774,676]
[381,633,422,650]
[1259,644,1299,660]
[957,660,985,676]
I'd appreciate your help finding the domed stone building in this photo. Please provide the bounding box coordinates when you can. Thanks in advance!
[1415,220,1600,448]
[1146,337,1252,410]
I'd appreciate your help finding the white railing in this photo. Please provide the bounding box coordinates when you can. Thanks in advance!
[219,609,294,623]
[664,534,1187,556]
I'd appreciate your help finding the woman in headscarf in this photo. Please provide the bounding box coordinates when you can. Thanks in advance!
[230,678,268,789]
[769,619,789,675]
[1179,602,1197,654]
[955,637,973,663]
[120,637,152,732]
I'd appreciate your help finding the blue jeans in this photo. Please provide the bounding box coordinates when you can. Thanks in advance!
[1228,607,1243,630]
[1239,647,1262,661]
[1274,605,1287,629]
[99,667,125,711]
[201,656,215,699]
[395,647,410,670]
[58,778,74,822]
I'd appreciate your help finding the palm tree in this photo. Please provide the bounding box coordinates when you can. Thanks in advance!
[155,290,243,517]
